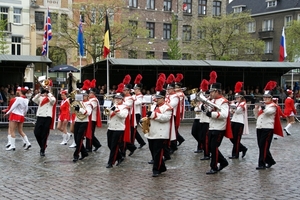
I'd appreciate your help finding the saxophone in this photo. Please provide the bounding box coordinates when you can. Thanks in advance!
[140,104,151,134]
[69,90,87,120]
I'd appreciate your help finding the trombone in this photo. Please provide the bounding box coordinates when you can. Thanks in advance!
[197,92,221,111]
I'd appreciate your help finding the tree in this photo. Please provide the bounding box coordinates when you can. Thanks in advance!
[167,14,181,60]
[285,20,300,62]
[0,19,9,54]
[188,12,264,61]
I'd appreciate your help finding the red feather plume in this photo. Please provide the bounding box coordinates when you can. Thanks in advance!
[134,74,142,84]
[82,79,91,90]
[200,79,209,92]
[175,73,184,83]
[234,81,243,93]
[155,77,164,92]
[123,74,131,84]
[158,73,166,80]
[116,83,125,93]
[264,81,277,91]
[166,74,175,84]
[208,71,217,84]
[90,79,96,88]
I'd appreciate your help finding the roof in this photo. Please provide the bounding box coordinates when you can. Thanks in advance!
[108,58,209,66]
[227,0,300,15]
[0,55,52,64]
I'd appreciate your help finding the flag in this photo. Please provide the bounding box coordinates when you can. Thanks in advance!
[103,13,111,58]
[77,18,84,56]
[279,27,287,62]
[42,8,52,56]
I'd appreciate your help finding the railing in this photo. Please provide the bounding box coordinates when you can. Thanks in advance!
[0,103,299,125]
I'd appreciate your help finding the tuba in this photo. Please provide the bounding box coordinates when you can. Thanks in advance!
[68,90,87,120]
[197,92,221,111]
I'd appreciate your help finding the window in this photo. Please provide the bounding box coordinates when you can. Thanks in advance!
[50,12,58,31]
[164,0,172,11]
[146,22,155,38]
[80,6,85,23]
[183,0,192,14]
[213,1,221,16]
[129,20,138,37]
[0,7,9,31]
[147,0,155,9]
[285,16,292,27]
[197,27,205,39]
[264,40,273,54]
[13,8,22,24]
[163,52,170,59]
[262,19,273,31]
[246,21,256,33]
[182,53,191,60]
[146,51,155,58]
[183,25,192,41]
[198,0,206,15]
[128,50,137,59]
[35,11,44,31]
[163,23,171,39]
[267,0,277,8]
[233,6,244,13]
[61,14,68,30]
[129,0,138,8]
[11,36,21,55]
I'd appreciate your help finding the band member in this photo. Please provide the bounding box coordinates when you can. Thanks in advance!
[2,87,31,151]
[68,89,80,148]
[86,79,102,152]
[105,93,129,168]
[122,75,137,156]
[144,78,175,177]
[229,82,248,159]
[132,74,146,149]
[32,86,56,156]
[205,71,232,175]
[283,89,297,135]
[253,81,283,170]
[191,100,202,153]
[57,90,71,145]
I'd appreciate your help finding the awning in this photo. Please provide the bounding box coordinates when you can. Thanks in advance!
[0,55,52,64]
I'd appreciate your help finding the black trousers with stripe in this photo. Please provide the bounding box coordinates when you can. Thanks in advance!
[256,128,275,167]
[34,116,52,153]
[230,122,247,157]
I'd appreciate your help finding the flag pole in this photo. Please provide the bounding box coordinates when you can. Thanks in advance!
[46,7,49,78]
[107,58,109,95]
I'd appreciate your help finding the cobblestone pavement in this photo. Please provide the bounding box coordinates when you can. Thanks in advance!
[0,120,300,199]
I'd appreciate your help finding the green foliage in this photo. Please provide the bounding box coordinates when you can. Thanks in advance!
[0,19,9,54]
[286,20,300,62]
[167,14,181,60]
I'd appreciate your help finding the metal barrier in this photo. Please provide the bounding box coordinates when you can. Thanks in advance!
[0,103,299,125]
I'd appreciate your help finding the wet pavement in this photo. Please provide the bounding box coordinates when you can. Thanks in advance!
[0,120,300,199]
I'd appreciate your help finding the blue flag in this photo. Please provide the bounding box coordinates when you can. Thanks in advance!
[77,19,84,56]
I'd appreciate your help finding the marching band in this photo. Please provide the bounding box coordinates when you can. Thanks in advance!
[1,71,298,177]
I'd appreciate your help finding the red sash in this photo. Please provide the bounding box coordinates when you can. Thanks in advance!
[124,115,131,142]
[274,106,284,137]
[85,115,93,139]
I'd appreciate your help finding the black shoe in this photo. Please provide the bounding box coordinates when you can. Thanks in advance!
[194,150,203,153]
[200,156,210,160]
[284,128,291,136]
[106,164,113,168]
[218,162,229,171]
[256,166,266,170]
[148,160,154,164]
[79,153,88,160]
[86,149,92,152]
[24,144,31,150]
[93,145,102,152]
[73,157,79,162]
[116,157,124,166]
[266,162,276,168]
[152,173,159,177]
[128,148,136,156]
[163,157,171,162]
[229,156,238,159]
[178,139,185,146]
[23,143,26,147]
[242,148,248,158]
[206,169,218,175]
[40,151,45,157]
[138,143,146,149]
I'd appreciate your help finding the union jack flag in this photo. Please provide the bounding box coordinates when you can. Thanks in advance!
[42,8,52,56]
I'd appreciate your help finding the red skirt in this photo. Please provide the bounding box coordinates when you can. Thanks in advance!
[9,113,25,123]
[59,114,70,121]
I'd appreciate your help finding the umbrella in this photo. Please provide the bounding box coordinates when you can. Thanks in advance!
[48,65,80,72]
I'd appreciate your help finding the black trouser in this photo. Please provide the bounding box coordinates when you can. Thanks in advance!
[191,119,201,150]
[86,121,101,150]
[107,130,124,165]
[148,138,167,174]
[256,129,275,167]
[34,116,52,153]
[73,122,88,159]
[230,122,247,157]
[209,130,228,171]
[135,114,146,145]
[200,122,210,157]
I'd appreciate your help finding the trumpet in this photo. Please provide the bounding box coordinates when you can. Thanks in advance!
[197,92,221,111]
[104,106,115,116]
[34,75,51,91]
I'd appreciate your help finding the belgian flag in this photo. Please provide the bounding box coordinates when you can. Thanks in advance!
[103,13,111,58]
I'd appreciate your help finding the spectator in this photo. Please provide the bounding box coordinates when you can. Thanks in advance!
[7,89,16,103]
[278,88,287,104]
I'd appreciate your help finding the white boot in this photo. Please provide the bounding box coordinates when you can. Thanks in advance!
[60,134,68,145]
[23,135,31,150]
[21,135,26,147]
[6,135,11,148]
[6,137,15,151]
[69,139,76,148]
[66,132,72,142]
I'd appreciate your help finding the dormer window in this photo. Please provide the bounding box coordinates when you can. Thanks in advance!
[233,5,246,13]
[266,0,277,8]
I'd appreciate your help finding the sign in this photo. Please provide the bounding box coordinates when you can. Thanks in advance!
[45,0,61,7]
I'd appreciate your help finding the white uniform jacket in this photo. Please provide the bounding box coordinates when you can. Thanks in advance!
[198,102,210,123]
[75,100,92,122]
[6,96,29,116]
[165,93,179,116]
[253,102,276,129]
[194,104,201,119]
[231,101,246,124]
[107,104,129,131]
[209,97,229,131]
[123,95,136,126]
[145,103,176,140]
[133,93,143,115]
[32,93,56,117]
[89,97,100,122]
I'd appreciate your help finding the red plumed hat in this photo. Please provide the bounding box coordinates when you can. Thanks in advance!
[263,81,277,97]
[175,73,184,87]
[158,73,166,80]
[82,79,91,91]
[208,71,217,84]
[200,79,209,92]
[166,74,175,89]
[133,74,143,89]
[234,82,243,93]
[155,77,166,98]
[90,79,96,88]
[116,83,125,93]
[123,74,131,84]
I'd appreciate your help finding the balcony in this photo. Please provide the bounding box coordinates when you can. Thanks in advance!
[258,28,274,39]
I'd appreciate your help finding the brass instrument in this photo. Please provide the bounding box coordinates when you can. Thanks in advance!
[104,106,116,116]
[197,92,221,111]
[68,90,87,120]
[140,104,151,134]
[103,94,114,116]
[34,75,51,90]
[188,88,198,107]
